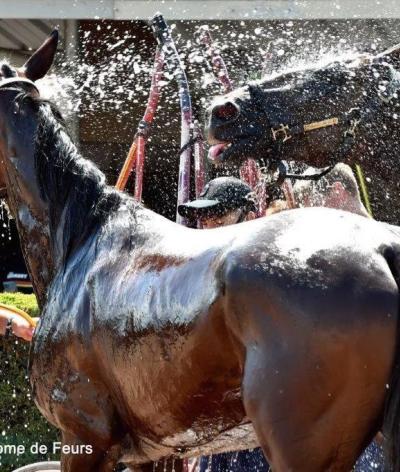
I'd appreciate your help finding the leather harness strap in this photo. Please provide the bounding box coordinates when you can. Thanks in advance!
[0,77,39,94]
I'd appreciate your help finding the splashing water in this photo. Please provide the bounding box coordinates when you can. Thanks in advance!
[30,19,390,123]
[0,20,394,237]
[0,18,398,472]
[0,201,11,241]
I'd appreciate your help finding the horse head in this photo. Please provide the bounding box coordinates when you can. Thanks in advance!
[205,44,400,169]
[0,30,58,207]
[0,31,64,305]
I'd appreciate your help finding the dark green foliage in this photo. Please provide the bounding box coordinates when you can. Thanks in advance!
[0,293,59,471]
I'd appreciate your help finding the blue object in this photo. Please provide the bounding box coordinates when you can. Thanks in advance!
[354,440,385,471]
[199,448,269,472]
[199,440,385,472]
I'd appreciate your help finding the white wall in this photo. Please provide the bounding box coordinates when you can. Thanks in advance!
[0,0,400,20]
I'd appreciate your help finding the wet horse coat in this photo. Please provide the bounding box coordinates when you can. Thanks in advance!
[32,204,400,471]
[1,32,400,471]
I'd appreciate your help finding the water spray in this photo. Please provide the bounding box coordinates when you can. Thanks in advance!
[193,121,205,199]
[196,25,234,93]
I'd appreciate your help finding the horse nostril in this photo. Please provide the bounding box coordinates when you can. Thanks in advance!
[213,102,240,123]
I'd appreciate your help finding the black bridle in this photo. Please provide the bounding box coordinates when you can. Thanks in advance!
[248,83,362,165]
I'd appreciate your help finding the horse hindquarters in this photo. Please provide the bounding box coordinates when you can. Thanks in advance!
[222,249,398,471]
[382,246,400,471]
[238,341,384,471]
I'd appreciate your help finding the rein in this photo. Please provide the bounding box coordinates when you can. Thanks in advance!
[259,160,335,198]
[278,164,335,183]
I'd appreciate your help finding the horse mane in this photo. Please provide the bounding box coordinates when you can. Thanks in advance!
[14,92,126,263]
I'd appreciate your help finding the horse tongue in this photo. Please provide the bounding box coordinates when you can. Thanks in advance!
[208,143,228,160]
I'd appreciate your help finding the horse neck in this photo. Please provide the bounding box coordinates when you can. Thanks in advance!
[5,100,120,307]
[5,191,53,309]
[352,107,399,180]
[33,102,123,273]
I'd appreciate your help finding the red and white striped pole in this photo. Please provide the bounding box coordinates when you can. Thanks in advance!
[196,25,234,93]
[116,48,164,196]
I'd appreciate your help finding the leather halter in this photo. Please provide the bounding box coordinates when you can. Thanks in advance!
[270,109,360,164]
[248,83,361,164]
[0,77,39,94]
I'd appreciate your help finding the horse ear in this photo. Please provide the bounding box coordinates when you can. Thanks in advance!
[377,43,400,64]
[22,30,59,81]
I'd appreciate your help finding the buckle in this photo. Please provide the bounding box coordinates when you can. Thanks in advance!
[271,124,292,142]
[344,109,361,138]
[346,118,360,138]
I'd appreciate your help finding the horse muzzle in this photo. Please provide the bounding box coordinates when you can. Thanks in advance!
[206,98,271,165]
[207,136,266,165]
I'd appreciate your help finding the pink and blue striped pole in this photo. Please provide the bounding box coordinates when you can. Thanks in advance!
[151,14,193,226]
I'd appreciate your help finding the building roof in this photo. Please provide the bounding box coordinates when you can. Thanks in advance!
[0,0,399,20]
[0,19,63,53]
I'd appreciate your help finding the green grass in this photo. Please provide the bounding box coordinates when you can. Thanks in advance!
[0,293,40,317]
[0,292,59,470]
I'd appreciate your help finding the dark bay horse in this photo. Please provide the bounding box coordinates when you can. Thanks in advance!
[3,32,400,471]
[205,45,400,224]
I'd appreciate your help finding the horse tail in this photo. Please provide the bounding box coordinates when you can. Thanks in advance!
[383,245,400,471]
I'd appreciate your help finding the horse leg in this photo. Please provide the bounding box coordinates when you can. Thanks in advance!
[241,341,385,472]
[60,431,120,472]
